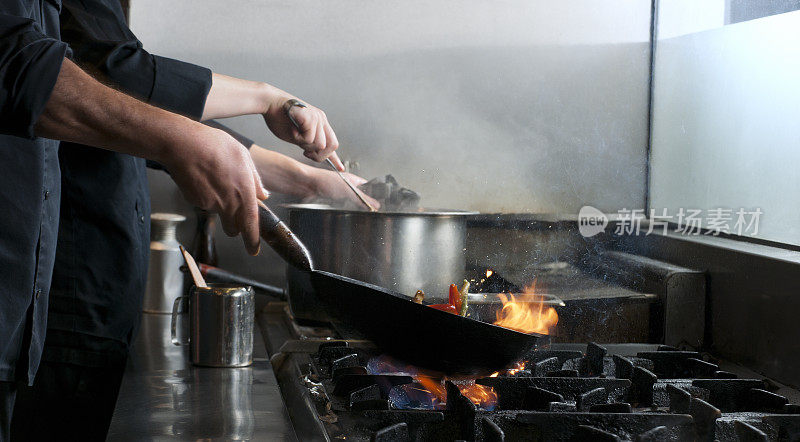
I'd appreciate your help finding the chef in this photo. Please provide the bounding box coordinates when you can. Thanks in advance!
[0,1,363,440]
[7,0,378,440]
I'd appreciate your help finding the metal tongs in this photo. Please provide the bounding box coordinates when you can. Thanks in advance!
[283,99,377,212]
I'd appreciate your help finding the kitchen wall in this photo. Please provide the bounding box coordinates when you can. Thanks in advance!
[130,0,653,281]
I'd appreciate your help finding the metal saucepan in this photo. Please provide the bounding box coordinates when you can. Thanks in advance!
[283,203,477,322]
[257,204,547,374]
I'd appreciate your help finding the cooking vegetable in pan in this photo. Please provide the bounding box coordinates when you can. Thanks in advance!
[449,284,461,311]
[431,281,470,316]
[428,304,457,314]
[458,280,470,316]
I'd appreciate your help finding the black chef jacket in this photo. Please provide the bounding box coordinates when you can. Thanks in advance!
[41,0,215,368]
[0,0,69,384]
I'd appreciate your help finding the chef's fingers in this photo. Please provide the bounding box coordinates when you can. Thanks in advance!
[327,152,345,171]
[290,106,317,147]
[289,106,344,170]
[322,123,345,171]
[313,119,327,159]
[247,164,266,256]
[285,104,304,129]
[239,195,261,256]
[254,169,269,201]
[250,159,269,201]
[338,172,380,209]
[360,192,381,210]
[219,209,239,237]
[300,119,325,162]
[342,172,368,187]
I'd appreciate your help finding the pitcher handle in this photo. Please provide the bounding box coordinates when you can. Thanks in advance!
[171,295,189,346]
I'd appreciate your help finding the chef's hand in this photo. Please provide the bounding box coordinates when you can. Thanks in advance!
[199,74,344,170]
[262,97,345,171]
[163,125,269,256]
[249,143,379,209]
[306,168,381,209]
[35,62,267,256]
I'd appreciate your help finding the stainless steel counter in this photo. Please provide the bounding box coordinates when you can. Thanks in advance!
[107,313,297,441]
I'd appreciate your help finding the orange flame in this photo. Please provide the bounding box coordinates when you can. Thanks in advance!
[414,376,497,409]
[457,382,498,409]
[506,360,527,375]
[416,376,446,403]
[488,361,527,378]
[493,281,558,335]
[370,356,498,410]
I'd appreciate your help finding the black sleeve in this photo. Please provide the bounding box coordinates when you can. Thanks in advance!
[146,120,255,171]
[0,9,69,139]
[60,0,211,120]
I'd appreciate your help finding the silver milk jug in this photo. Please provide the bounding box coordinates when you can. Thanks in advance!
[143,213,186,313]
[171,284,254,367]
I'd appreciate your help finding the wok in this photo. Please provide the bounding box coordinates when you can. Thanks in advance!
[258,204,547,374]
[295,270,547,374]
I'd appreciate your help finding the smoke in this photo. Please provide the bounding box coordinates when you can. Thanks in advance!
[201,42,649,215]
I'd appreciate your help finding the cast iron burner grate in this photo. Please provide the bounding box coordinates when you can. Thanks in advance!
[302,341,800,441]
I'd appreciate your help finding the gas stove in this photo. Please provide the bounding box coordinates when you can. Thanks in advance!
[257,302,800,442]
[243,217,800,442]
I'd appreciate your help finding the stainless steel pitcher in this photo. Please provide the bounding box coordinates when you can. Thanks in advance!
[171,284,254,367]
[143,213,186,313]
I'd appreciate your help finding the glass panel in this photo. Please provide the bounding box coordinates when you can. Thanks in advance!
[726,0,800,24]
[649,4,800,245]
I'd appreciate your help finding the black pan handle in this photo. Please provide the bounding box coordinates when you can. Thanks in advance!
[258,202,314,272]
[198,263,285,299]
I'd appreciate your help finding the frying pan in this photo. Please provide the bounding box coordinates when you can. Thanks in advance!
[258,204,547,374]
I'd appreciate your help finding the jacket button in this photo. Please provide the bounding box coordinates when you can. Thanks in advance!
[35,289,42,299]
[44,190,50,200]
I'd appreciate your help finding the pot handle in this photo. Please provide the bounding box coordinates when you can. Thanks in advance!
[171,295,189,346]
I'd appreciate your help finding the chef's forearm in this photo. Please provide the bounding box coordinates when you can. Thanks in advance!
[201,73,292,120]
[35,58,267,256]
[35,58,199,165]
[250,144,317,197]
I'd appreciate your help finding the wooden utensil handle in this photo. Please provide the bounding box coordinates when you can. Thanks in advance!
[179,245,208,288]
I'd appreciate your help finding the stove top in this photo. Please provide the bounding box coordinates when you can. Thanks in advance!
[257,303,800,442]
